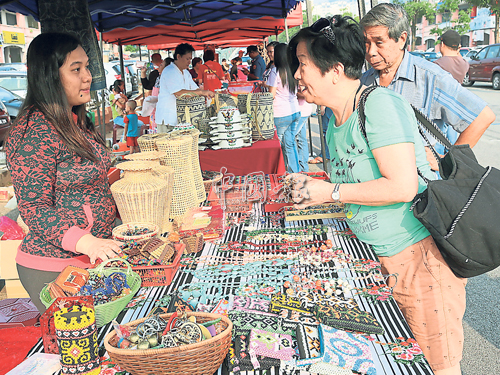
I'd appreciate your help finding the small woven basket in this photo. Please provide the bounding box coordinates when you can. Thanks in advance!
[40,259,141,327]
[104,312,232,375]
[181,232,204,254]
[112,222,159,242]
[202,172,223,194]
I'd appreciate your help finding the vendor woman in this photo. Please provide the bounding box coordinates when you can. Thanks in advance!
[5,33,122,313]
[155,43,214,132]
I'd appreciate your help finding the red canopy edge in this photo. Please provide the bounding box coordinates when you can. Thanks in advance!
[102,2,303,47]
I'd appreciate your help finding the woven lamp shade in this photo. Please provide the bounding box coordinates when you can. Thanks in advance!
[125,152,174,233]
[111,161,169,230]
[137,133,168,152]
[156,136,198,219]
[169,129,205,203]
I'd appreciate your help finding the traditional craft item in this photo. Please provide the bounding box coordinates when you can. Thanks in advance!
[54,305,100,375]
[111,161,169,230]
[237,92,274,141]
[228,311,294,336]
[296,323,321,360]
[285,203,346,221]
[318,325,376,375]
[269,292,313,314]
[232,296,270,314]
[176,94,207,128]
[211,138,252,150]
[156,136,199,218]
[248,329,295,369]
[124,152,175,232]
[314,297,385,335]
[137,133,168,153]
[229,331,280,374]
[112,222,159,242]
[51,266,90,297]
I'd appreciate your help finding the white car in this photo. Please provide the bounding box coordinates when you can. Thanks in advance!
[0,71,27,98]
[103,62,133,94]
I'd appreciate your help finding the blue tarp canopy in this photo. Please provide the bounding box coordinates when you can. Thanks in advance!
[0,0,301,32]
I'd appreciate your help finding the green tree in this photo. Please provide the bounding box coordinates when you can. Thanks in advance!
[339,7,360,23]
[429,0,471,37]
[467,0,500,43]
[395,0,436,51]
[124,45,138,53]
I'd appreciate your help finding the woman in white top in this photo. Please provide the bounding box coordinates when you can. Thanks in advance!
[265,43,301,173]
[156,43,213,132]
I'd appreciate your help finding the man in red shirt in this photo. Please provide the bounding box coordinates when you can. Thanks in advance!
[200,49,224,92]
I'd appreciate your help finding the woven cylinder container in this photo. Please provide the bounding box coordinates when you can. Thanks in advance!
[137,133,168,152]
[111,161,169,230]
[176,95,207,128]
[124,152,174,233]
[169,129,205,203]
[54,305,100,375]
[237,92,274,140]
[156,137,198,219]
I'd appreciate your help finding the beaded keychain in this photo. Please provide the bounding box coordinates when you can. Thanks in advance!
[79,272,130,305]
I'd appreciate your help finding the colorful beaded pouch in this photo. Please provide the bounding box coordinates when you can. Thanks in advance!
[227,310,294,336]
[296,323,321,360]
[230,331,280,374]
[248,329,295,369]
[269,292,313,315]
[54,305,100,375]
[278,309,320,332]
[167,294,194,313]
[233,296,270,314]
[319,324,376,375]
[314,297,384,335]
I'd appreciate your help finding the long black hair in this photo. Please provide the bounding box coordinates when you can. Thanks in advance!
[11,32,104,162]
[273,43,297,93]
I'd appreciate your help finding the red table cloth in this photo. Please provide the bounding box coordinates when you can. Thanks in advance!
[199,135,286,175]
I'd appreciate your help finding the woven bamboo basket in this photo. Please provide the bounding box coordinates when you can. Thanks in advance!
[137,133,168,152]
[156,136,198,219]
[111,161,169,230]
[125,151,175,233]
[181,232,204,254]
[168,129,205,203]
[103,312,232,375]
[202,171,223,194]
[112,222,159,242]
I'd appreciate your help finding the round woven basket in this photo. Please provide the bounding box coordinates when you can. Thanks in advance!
[104,312,232,375]
[112,222,159,242]
[202,172,222,194]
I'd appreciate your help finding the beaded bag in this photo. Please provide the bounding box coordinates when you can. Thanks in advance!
[248,329,295,369]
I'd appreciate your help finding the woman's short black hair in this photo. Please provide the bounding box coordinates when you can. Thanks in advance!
[288,15,365,80]
[203,49,215,62]
[191,57,202,67]
[174,43,195,60]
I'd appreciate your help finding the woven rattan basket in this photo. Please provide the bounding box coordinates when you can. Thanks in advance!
[125,152,175,232]
[111,161,169,230]
[112,222,159,242]
[103,312,232,375]
[156,136,198,219]
[137,133,168,152]
[202,171,223,194]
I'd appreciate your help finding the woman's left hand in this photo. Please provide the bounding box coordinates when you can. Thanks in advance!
[287,174,334,209]
[200,90,215,98]
[75,234,123,264]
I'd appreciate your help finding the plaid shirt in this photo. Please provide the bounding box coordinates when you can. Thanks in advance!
[361,51,486,135]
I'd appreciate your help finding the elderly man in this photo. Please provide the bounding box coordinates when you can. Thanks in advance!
[360,3,495,171]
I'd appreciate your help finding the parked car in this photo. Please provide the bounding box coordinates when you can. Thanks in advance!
[462,43,500,90]
[409,51,426,58]
[0,97,13,145]
[103,62,133,94]
[122,61,140,94]
[0,63,27,72]
[0,71,27,98]
[422,52,441,62]
[0,86,23,119]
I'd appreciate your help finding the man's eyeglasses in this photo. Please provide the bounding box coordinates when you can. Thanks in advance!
[311,17,336,46]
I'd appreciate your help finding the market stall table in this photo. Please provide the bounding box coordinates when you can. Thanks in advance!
[199,135,286,175]
[26,205,433,375]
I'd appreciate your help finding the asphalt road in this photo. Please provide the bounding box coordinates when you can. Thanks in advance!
[306,82,500,374]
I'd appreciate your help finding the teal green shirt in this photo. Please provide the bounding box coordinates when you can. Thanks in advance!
[326,88,434,257]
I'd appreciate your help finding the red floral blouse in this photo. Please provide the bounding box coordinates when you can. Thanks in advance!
[5,108,116,272]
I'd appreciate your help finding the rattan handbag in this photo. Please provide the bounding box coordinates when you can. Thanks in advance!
[237,92,274,141]
[176,94,208,128]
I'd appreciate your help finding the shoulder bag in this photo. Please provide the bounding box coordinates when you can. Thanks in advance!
[358,86,500,278]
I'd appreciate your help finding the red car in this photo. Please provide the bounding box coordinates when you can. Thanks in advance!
[462,43,500,90]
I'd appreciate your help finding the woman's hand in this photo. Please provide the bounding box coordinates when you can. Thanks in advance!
[287,174,334,209]
[198,89,215,99]
[140,65,147,78]
[75,234,123,264]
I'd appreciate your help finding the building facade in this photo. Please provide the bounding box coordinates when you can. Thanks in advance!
[0,10,41,63]
[414,5,496,51]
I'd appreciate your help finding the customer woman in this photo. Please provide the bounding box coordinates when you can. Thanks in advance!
[156,43,214,131]
[149,57,173,132]
[288,16,466,375]
[5,32,122,312]
[265,43,300,173]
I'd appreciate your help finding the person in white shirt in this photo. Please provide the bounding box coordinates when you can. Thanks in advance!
[156,43,214,132]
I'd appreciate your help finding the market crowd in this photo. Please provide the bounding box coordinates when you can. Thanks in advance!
[4,4,493,375]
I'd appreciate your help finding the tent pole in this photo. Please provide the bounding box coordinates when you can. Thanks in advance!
[308,116,313,157]
[284,17,289,42]
[100,31,106,142]
[118,40,126,97]
[139,45,145,100]
[357,0,367,19]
